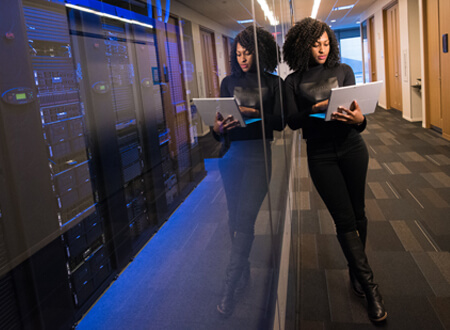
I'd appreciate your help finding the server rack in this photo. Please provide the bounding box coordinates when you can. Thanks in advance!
[0,0,206,328]
[22,0,113,311]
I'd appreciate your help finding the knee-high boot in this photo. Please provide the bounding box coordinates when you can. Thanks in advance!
[338,231,387,322]
[349,219,367,297]
[217,232,254,316]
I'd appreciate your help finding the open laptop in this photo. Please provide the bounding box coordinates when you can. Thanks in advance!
[193,97,261,127]
[309,81,383,121]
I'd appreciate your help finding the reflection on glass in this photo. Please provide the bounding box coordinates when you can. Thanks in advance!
[212,26,284,317]
[0,0,292,329]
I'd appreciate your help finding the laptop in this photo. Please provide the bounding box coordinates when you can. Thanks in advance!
[309,81,383,121]
[193,97,262,127]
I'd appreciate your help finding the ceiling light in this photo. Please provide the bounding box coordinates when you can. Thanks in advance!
[311,0,321,19]
[331,19,336,23]
[237,19,254,24]
[65,3,154,29]
[257,0,279,25]
[333,4,354,11]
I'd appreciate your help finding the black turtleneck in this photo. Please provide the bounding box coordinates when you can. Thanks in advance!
[219,70,284,141]
[285,63,366,140]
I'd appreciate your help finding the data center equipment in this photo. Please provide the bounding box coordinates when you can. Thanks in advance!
[0,0,206,328]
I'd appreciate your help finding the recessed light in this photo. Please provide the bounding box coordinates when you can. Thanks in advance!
[333,4,354,11]
[311,0,321,19]
[237,19,254,24]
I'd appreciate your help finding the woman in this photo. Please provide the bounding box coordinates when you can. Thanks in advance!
[283,17,387,322]
[213,26,284,317]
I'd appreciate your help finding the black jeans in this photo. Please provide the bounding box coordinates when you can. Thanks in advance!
[306,131,369,234]
[219,139,271,236]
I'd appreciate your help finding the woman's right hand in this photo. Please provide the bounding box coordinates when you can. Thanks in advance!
[312,100,329,113]
[213,112,240,134]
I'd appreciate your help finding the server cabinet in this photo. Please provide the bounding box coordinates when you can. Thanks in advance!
[22,0,112,314]
[0,0,206,328]
[0,0,62,277]
[67,7,162,265]
[0,0,111,328]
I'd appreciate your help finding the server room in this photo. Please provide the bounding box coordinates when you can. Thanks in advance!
[0,0,449,329]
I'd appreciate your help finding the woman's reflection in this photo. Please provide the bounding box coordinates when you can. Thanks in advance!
[212,26,284,317]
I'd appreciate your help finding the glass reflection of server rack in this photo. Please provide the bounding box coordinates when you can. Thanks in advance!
[67,6,161,271]
[102,20,156,244]
[0,0,206,328]
[22,0,112,312]
[130,23,179,222]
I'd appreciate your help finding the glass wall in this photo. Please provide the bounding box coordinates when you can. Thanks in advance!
[0,0,294,329]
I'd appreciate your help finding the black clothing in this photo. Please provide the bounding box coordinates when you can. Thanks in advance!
[285,63,366,140]
[219,71,284,141]
[307,130,369,234]
[285,63,369,234]
[215,70,283,316]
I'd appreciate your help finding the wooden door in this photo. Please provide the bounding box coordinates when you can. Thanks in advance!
[384,3,402,111]
[439,0,450,138]
[424,0,443,129]
[200,28,220,97]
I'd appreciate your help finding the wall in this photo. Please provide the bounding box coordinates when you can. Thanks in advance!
[360,0,422,122]
[361,1,387,108]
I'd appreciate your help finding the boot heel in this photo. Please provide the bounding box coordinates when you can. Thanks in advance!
[337,231,388,322]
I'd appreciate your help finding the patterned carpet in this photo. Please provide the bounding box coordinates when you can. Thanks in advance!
[290,108,450,329]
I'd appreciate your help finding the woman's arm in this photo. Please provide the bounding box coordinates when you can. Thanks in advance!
[342,64,356,86]
[262,74,285,131]
[285,74,311,130]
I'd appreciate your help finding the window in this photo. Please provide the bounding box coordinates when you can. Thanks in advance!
[334,28,364,84]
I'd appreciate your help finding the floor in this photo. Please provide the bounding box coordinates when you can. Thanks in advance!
[290,108,450,329]
[75,132,292,330]
[74,108,450,330]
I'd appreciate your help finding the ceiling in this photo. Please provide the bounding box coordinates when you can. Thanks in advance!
[175,0,378,33]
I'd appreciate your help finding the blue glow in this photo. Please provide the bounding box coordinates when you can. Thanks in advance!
[147,0,153,18]
[237,19,254,24]
[156,0,162,21]
[164,0,170,23]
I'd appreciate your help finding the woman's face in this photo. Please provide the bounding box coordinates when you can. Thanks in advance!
[236,42,254,72]
[311,31,330,65]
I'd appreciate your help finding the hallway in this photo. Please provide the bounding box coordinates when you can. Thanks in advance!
[74,108,450,329]
[291,108,450,329]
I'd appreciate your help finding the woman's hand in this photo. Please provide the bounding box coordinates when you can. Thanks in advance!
[239,106,260,118]
[330,100,365,125]
[213,112,240,134]
[312,100,329,113]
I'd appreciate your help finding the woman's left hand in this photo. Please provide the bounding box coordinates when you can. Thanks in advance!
[330,100,365,125]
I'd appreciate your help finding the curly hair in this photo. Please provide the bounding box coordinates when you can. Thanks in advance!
[230,26,279,76]
[283,17,340,72]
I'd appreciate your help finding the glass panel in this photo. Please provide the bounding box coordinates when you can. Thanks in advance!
[0,0,293,329]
